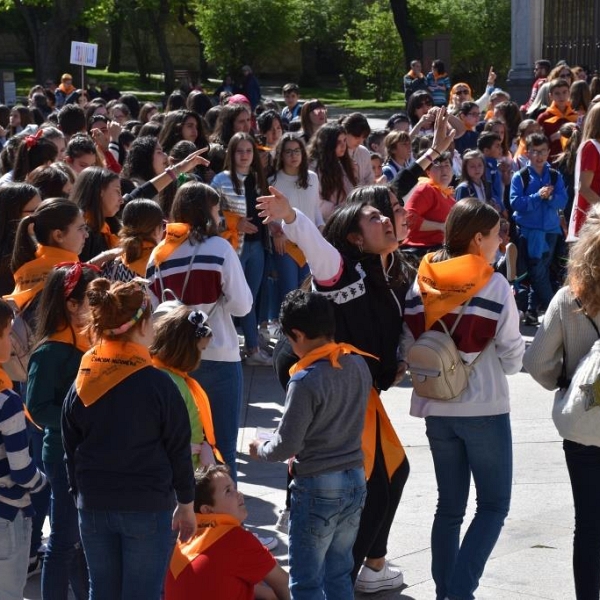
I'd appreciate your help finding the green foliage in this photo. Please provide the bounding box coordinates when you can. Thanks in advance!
[343,1,404,101]
[193,0,297,75]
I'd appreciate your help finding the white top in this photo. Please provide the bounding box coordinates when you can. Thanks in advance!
[269,170,324,228]
[349,144,375,187]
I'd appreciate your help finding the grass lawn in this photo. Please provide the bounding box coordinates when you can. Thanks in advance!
[5,66,406,110]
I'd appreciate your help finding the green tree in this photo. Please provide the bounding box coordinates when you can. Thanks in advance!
[343,1,404,101]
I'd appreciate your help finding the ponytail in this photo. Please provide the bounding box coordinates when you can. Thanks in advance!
[11,215,38,272]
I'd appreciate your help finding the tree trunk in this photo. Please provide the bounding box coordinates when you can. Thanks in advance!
[107,19,123,73]
[149,0,175,93]
[389,0,420,69]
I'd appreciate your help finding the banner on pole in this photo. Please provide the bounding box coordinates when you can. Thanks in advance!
[70,41,98,67]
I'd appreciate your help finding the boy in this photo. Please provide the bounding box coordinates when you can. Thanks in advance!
[165,465,289,600]
[477,131,504,213]
[509,133,567,325]
[0,299,47,600]
[536,78,579,159]
[281,83,303,126]
[249,290,371,599]
[370,153,384,183]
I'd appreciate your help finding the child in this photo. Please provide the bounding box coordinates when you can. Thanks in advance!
[0,298,48,600]
[281,83,303,126]
[382,130,413,182]
[165,465,289,600]
[513,119,542,169]
[370,152,384,183]
[537,78,579,159]
[454,149,494,206]
[454,101,480,155]
[477,131,504,213]
[339,112,373,185]
[64,134,99,174]
[150,304,221,469]
[249,290,371,598]
[509,133,568,324]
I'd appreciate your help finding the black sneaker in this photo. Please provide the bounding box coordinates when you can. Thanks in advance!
[523,311,539,326]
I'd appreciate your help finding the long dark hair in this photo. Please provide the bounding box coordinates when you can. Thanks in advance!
[159,109,208,153]
[171,182,220,244]
[300,99,326,141]
[224,132,268,196]
[308,124,356,204]
[119,200,164,264]
[0,183,39,257]
[210,104,251,147]
[407,90,434,126]
[122,136,160,182]
[70,167,120,233]
[272,134,309,189]
[12,137,58,182]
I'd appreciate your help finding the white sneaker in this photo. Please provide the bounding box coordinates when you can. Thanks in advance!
[245,349,272,367]
[275,509,289,534]
[253,532,279,550]
[355,561,404,593]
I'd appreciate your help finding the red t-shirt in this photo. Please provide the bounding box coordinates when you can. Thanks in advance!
[574,140,600,234]
[402,182,455,247]
[164,527,276,600]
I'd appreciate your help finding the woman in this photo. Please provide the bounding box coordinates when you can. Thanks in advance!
[211,132,270,366]
[524,205,600,600]
[270,133,323,306]
[408,91,465,142]
[27,264,98,600]
[404,198,525,600]
[146,182,252,481]
[402,150,455,259]
[159,109,209,155]
[308,123,357,221]
[426,60,451,107]
[61,278,196,600]
[299,99,328,145]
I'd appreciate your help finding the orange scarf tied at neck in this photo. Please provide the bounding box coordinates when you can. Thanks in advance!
[544,101,579,124]
[48,326,91,354]
[151,223,190,269]
[152,357,224,464]
[418,252,494,331]
[170,513,239,580]
[122,242,155,278]
[289,342,405,481]
[0,366,41,429]
[75,340,152,406]
[418,176,454,199]
[221,211,241,252]
[100,221,120,251]
[5,245,80,310]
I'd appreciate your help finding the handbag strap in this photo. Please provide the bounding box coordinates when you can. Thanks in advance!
[157,241,199,303]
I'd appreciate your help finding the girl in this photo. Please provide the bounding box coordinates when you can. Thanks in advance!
[61,278,196,600]
[257,110,284,150]
[454,102,481,155]
[27,264,98,600]
[570,80,591,127]
[408,91,465,141]
[121,136,169,189]
[308,123,357,221]
[70,167,122,264]
[102,199,164,282]
[0,183,42,295]
[270,133,322,306]
[159,110,209,155]
[211,132,271,366]
[454,149,494,205]
[12,131,59,182]
[27,163,76,199]
[513,119,542,170]
[493,101,523,153]
[151,305,221,469]
[208,103,253,175]
[145,182,252,480]
[7,105,31,138]
[299,99,328,145]
[404,198,525,600]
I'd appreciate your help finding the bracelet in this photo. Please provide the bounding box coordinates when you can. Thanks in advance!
[430,147,441,156]
[424,149,437,162]
[165,167,177,182]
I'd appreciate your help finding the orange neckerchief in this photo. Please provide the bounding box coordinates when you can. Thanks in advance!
[221,211,241,252]
[514,138,527,159]
[151,223,191,269]
[100,221,120,250]
[75,340,152,407]
[432,72,449,81]
[484,109,494,121]
[0,366,42,430]
[408,70,423,80]
[47,326,91,354]
[122,242,155,278]
[285,241,306,267]
[289,342,405,480]
[418,252,494,331]
[418,177,454,199]
[170,513,239,580]
[58,82,75,95]
[544,101,579,124]
[5,245,79,310]
[152,357,224,463]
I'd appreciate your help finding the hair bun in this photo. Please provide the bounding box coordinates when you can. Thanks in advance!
[86,277,112,306]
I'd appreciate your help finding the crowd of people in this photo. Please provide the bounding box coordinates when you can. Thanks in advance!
[0,56,599,600]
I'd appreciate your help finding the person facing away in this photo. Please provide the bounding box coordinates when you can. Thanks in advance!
[250,289,371,599]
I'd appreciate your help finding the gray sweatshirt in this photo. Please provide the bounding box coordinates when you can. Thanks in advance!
[258,353,371,477]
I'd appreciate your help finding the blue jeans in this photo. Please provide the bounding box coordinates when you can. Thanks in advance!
[0,510,32,600]
[42,460,89,600]
[191,359,243,481]
[78,509,177,600]
[289,467,367,600]
[425,414,512,600]
[525,232,560,312]
[563,439,600,600]
[239,239,265,351]
[274,251,310,308]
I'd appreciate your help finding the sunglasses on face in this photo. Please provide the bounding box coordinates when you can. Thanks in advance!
[455,89,470,96]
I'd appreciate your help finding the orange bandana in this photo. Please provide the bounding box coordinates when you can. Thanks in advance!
[544,101,578,124]
[75,340,152,406]
[47,326,91,354]
[100,221,120,250]
[122,242,155,278]
[0,367,12,392]
[285,241,306,268]
[418,177,454,199]
[221,211,241,252]
[418,252,494,331]
[514,138,527,159]
[5,245,80,310]
[152,358,223,463]
[151,223,191,269]
[289,342,405,480]
[170,513,239,580]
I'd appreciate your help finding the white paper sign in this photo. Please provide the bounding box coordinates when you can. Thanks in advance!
[70,41,98,67]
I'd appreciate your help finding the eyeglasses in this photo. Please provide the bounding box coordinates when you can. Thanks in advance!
[528,149,549,156]
[456,89,470,96]
[283,148,302,156]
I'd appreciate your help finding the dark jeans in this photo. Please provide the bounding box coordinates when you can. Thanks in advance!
[42,460,88,600]
[564,439,600,600]
[28,424,50,558]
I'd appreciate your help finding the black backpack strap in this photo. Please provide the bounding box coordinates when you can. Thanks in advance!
[549,168,559,188]
[518,166,530,193]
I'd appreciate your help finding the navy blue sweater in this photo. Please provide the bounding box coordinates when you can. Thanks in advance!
[61,366,194,511]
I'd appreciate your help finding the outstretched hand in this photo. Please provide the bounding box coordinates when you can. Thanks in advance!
[432,107,457,154]
[176,147,210,173]
[257,186,296,224]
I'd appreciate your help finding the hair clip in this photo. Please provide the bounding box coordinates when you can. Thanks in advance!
[188,310,212,338]
[25,128,44,149]
[103,294,149,337]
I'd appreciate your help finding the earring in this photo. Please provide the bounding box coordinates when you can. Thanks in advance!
[358,242,364,253]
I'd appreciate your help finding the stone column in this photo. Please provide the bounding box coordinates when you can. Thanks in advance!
[507,0,545,105]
